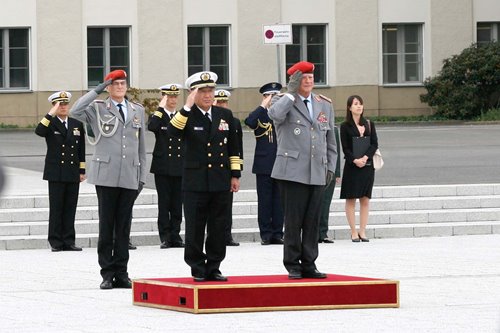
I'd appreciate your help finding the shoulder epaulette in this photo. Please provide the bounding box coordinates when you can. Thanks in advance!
[315,94,332,104]
[130,101,143,107]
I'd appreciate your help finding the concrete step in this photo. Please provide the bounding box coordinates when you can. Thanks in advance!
[1,183,500,250]
[1,183,500,209]
[2,220,499,250]
[2,194,500,223]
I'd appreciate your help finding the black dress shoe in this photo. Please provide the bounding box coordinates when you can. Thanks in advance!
[226,240,240,246]
[261,239,271,245]
[319,238,334,244]
[207,273,228,281]
[113,278,132,289]
[160,241,169,249]
[100,279,113,290]
[270,238,284,245]
[288,269,302,279]
[128,242,137,250]
[169,241,185,248]
[51,246,63,252]
[358,233,370,242]
[193,276,206,282]
[63,244,82,251]
[303,269,327,279]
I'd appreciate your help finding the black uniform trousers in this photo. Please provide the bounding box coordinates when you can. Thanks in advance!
[154,174,183,244]
[96,185,137,281]
[277,180,324,273]
[183,190,229,278]
[319,179,336,240]
[256,174,284,241]
[48,181,80,248]
[225,192,235,243]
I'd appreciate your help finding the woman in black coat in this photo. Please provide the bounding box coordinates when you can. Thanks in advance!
[339,95,378,242]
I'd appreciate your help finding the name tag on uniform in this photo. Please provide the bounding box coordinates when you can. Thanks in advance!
[161,126,168,130]
[54,131,61,135]
[194,127,204,131]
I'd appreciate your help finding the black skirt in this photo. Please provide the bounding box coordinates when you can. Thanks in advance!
[339,161,375,199]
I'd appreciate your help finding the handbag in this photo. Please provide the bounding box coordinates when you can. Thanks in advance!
[367,120,384,171]
[373,148,384,170]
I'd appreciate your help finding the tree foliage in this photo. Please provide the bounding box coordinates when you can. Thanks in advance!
[420,42,500,119]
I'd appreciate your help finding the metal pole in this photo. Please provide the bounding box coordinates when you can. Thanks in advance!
[276,44,282,84]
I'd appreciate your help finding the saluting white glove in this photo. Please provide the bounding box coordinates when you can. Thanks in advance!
[94,79,113,94]
[287,71,302,94]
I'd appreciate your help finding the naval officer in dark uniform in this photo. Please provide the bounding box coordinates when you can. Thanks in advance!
[168,71,241,282]
[269,61,338,279]
[35,91,86,252]
[70,70,147,290]
[148,83,185,249]
[214,89,243,247]
[244,82,284,246]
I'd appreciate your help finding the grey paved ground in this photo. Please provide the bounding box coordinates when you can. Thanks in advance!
[1,235,499,332]
[1,124,500,332]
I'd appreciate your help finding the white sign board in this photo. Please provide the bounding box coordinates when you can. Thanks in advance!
[263,24,292,44]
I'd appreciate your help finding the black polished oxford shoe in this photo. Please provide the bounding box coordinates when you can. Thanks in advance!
[160,241,169,249]
[261,239,271,245]
[288,269,302,279]
[226,240,240,246]
[193,276,206,282]
[51,246,63,252]
[270,238,284,245]
[63,244,82,251]
[319,238,334,244]
[113,278,132,289]
[100,279,113,290]
[128,242,137,250]
[207,273,228,282]
[169,241,185,248]
[303,269,327,279]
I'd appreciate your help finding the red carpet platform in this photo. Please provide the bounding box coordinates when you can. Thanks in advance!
[133,274,399,314]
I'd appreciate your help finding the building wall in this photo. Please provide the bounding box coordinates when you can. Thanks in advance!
[0,0,499,126]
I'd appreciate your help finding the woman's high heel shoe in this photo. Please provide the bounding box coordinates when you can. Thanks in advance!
[351,236,360,243]
[358,233,369,242]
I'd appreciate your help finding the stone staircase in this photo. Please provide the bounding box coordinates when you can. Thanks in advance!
[1,184,499,250]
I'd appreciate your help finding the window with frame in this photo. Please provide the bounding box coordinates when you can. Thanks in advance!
[188,26,229,86]
[382,24,423,84]
[477,22,500,47]
[87,27,130,87]
[285,24,326,84]
[0,28,30,89]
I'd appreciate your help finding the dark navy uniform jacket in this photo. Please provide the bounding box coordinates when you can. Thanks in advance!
[244,106,277,175]
[148,107,183,177]
[168,105,241,192]
[35,115,86,182]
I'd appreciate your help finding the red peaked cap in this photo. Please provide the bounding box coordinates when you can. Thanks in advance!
[286,61,315,75]
[104,69,127,81]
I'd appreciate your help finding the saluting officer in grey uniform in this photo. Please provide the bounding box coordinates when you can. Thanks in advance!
[70,70,147,290]
[268,61,337,280]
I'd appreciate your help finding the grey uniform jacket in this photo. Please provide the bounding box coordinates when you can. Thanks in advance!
[70,90,147,190]
[268,92,337,186]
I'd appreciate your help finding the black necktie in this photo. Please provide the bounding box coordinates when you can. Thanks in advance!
[169,113,174,120]
[62,121,67,134]
[117,103,125,121]
[303,99,312,119]
[205,112,211,123]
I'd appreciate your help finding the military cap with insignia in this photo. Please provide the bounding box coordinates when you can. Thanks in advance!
[185,71,218,90]
[104,69,127,81]
[159,83,183,95]
[214,89,231,101]
[286,61,315,75]
[48,91,72,104]
[259,82,282,95]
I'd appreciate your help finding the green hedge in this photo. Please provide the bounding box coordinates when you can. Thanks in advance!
[420,42,500,120]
